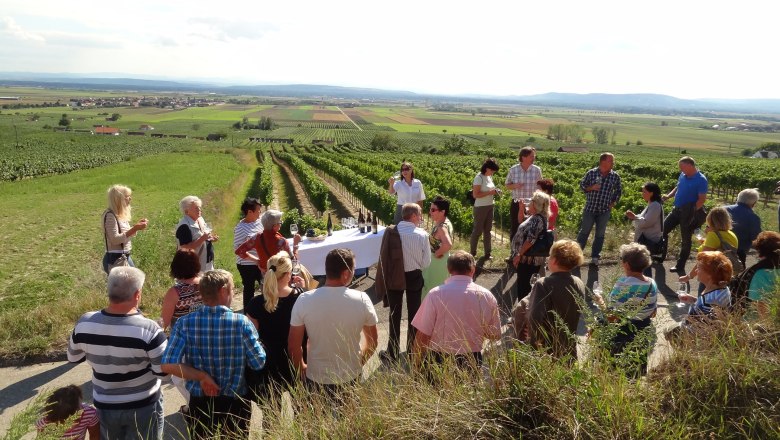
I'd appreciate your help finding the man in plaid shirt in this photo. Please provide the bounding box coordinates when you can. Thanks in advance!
[505,146,543,241]
[162,269,266,439]
[576,153,622,265]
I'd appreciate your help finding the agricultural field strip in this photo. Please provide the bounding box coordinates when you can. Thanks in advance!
[335,106,362,131]
[273,149,329,214]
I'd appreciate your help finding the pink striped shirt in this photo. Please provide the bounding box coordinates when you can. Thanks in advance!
[36,403,98,440]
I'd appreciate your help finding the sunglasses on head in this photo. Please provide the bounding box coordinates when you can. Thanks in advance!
[401,167,411,171]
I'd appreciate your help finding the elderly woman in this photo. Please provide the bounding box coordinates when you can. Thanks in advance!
[175,195,217,273]
[421,196,453,299]
[678,251,733,325]
[161,248,203,331]
[245,251,310,400]
[593,243,658,377]
[536,178,558,230]
[102,184,148,273]
[626,182,664,267]
[511,190,551,304]
[470,158,500,259]
[235,210,300,274]
[388,161,426,224]
[234,197,264,305]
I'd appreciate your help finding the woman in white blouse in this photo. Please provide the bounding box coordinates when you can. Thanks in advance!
[388,162,426,224]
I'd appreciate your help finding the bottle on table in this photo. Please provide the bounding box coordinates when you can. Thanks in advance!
[326,213,333,236]
[371,211,378,234]
[358,210,366,233]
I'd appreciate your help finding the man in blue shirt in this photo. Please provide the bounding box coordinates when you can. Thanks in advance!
[727,188,762,268]
[576,153,622,266]
[162,269,266,439]
[662,156,708,274]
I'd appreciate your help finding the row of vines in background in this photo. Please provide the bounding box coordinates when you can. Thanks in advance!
[253,148,274,206]
[273,149,330,212]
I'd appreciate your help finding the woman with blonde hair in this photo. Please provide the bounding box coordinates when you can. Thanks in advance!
[102,184,148,273]
[685,206,740,293]
[244,251,311,400]
[511,190,551,305]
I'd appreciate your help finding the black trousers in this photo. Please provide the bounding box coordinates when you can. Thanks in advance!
[510,200,522,243]
[514,262,541,306]
[386,269,423,359]
[237,264,263,307]
[187,395,252,440]
[663,204,694,271]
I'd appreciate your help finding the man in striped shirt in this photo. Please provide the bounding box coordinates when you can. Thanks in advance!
[161,269,266,439]
[67,266,167,440]
[379,203,431,364]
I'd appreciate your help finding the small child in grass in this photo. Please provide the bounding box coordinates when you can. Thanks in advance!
[36,384,99,440]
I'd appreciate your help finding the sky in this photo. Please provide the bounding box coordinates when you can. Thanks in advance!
[1,0,777,100]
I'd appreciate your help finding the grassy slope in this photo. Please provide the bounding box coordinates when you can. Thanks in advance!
[0,151,249,357]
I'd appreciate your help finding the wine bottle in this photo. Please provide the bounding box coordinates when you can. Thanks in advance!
[366,212,372,232]
[326,213,333,236]
[358,209,366,233]
[371,211,378,234]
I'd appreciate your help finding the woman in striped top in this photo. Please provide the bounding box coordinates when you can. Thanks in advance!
[161,248,203,331]
[233,198,264,307]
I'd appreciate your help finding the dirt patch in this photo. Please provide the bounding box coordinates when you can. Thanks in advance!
[418,118,504,128]
[387,115,428,125]
[313,112,349,122]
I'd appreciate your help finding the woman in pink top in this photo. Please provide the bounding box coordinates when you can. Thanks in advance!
[36,385,99,440]
[537,178,558,230]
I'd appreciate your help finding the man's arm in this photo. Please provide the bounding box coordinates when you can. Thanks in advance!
[412,330,432,369]
[662,186,678,202]
[360,325,378,365]
[695,193,706,210]
[160,363,219,396]
[288,324,307,380]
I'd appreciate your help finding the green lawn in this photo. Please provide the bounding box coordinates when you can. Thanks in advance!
[0,151,250,357]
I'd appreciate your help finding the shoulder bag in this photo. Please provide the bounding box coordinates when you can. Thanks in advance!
[104,210,129,271]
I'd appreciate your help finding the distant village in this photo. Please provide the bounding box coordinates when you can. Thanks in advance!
[67,96,225,109]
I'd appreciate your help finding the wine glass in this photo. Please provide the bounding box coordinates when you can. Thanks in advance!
[592,280,603,304]
[676,282,689,308]
[392,171,401,180]
[202,222,211,234]
[694,228,704,241]
[291,259,301,276]
[529,273,539,286]
[350,217,357,228]
[290,223,299,236]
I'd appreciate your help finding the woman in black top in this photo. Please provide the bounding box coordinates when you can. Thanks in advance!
[245,251,311,399]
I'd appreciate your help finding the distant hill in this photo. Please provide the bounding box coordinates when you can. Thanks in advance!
[1,72,779,114]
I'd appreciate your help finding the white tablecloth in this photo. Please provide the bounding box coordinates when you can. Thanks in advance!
[288,226,385,276]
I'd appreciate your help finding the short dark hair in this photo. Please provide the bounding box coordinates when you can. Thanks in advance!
[643,182,662,203]
[44,385,82,423]
[325,248,355,280]
[447,250,475,275]
[519,146,536,160]
[170,248,201,279]
[240,197,262,217]
[537,178,554,195]
[480,158,499,174]
[430,195,450,217]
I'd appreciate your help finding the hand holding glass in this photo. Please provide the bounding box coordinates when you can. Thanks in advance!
[676,282,689,308]
[290,224,298,236]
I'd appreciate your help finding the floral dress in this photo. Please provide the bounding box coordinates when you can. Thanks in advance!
[422,218,453,299]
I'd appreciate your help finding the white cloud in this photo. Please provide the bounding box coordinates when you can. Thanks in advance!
[1,16,45,42]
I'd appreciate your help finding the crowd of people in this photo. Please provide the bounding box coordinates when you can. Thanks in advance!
[42,152,779,439]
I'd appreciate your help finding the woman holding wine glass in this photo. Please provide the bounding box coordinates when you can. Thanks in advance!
[421,196,453,300]
[676,251,733,327]
[176,195,217,273]
[235,210,300,275]
[234,198,264,306]
[102,184,148,273]
[511,190,551,305]
[388,161,426,224]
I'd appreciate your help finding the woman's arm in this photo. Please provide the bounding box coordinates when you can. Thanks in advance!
[434,226,452,259]
[160,287,178,330]
[387,178,397,195]
[473,183,497,198]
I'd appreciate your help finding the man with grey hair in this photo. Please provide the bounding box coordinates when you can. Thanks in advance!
[162,269,265,439]
[727,188,762,268]
[68,266,167,440]
[379,202,431,364]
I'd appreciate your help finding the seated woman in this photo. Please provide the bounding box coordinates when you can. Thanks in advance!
[235,210,300,274]
[678,251,733,326]
[738,231,780,319]
[244,252,312,400]
[514,239,586,362]
[593,243,658,377]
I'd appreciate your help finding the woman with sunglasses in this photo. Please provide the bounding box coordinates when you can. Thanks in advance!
[388,161,426,224]
[421,196,453,300]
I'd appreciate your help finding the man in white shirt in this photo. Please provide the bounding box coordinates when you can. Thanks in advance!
[288,248,378,399]
[505,146,542,241]
[379,203,432,363]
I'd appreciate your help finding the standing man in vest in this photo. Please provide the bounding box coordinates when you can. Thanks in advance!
[576,153,622,266]
[379,203,431,364]
[505,146,543,243]
[663,156,708,274]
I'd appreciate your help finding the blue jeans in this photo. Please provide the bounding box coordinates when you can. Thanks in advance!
[98,396,164,440]
[576,211,610,259]
[103,252,135,274]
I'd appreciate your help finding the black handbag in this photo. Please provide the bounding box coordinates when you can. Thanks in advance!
[525,217,554,257]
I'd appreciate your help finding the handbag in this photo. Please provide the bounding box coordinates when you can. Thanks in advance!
[714,230,744,273]
[466,174,482,206]
[525,217,554,257]
[104,210,130,272]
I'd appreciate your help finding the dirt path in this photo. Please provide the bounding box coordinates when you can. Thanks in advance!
[271,152,316,216]
[336,106,362,131]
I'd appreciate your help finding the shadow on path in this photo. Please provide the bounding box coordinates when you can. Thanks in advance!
[0,362,78,414]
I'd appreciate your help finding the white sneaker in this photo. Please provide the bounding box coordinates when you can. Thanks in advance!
[591,257,600,266]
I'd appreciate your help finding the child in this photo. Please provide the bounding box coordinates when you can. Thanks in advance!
[36,385,99,439]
